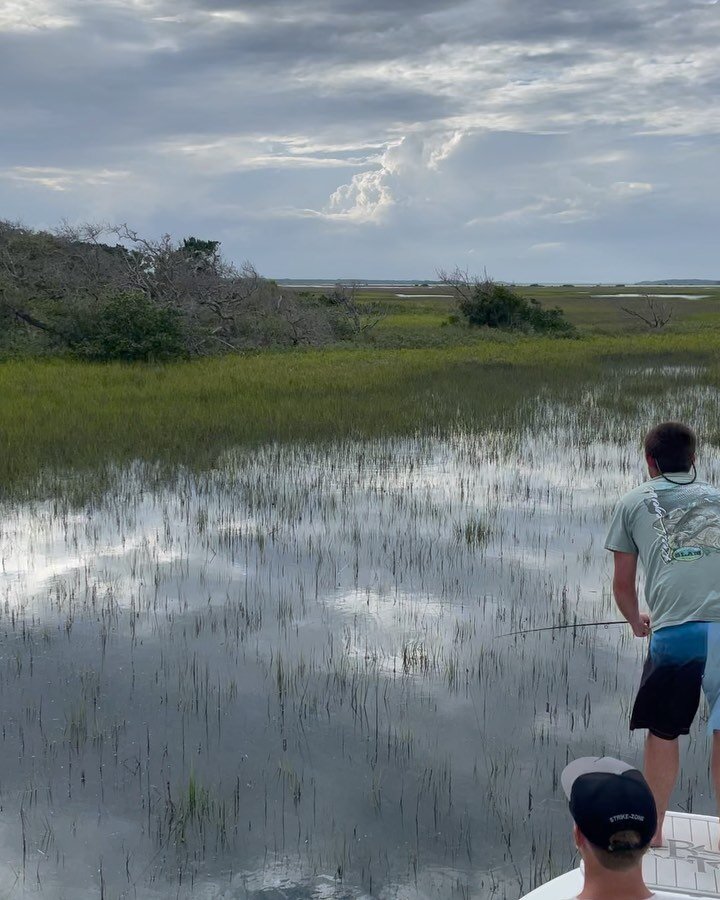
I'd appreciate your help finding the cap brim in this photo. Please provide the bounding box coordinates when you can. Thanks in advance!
[561,757,635,799]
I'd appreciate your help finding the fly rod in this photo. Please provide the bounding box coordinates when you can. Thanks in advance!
[496,620,627,638]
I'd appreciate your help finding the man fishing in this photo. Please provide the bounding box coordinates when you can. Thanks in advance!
[606,422,720,847]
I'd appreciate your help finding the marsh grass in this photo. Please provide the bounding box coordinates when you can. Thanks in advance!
[165,775,214,844]
[455,516,491,547]
[2,333,720,498]
[357,284,720,338]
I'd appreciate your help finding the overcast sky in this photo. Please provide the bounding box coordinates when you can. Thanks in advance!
[1,0,719,280]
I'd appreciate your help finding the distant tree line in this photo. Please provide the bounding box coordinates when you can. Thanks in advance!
[0,222,374,360]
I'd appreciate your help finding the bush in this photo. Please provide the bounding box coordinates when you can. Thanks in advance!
[457,281,574,334]
[64,293,187,361]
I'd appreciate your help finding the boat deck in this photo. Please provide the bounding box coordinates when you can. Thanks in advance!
[521,811,720,898]
[645,811,720,897]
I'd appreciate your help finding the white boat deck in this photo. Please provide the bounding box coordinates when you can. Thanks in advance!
[645,811,720,897]
[522,811,720,899]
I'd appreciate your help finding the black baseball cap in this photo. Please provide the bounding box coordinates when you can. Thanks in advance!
[561,757,657,852]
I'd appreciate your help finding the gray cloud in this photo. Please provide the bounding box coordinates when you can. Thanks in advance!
[1,0,718,278]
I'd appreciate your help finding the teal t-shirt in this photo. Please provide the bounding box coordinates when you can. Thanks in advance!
[605,474,720,631]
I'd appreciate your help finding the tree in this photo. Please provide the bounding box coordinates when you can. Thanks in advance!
[0,220,373,356]
[0,220,139,343]
[181,237,221,268]
[438,267,574,334]
[317,282,385,335]
[620,293,672,329]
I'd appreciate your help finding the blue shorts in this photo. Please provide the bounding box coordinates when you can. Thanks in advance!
[631,622,720,739]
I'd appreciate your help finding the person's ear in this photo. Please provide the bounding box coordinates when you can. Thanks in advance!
[573,823,582,848]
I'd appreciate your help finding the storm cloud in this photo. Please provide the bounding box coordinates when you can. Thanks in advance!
[1,0,718,279]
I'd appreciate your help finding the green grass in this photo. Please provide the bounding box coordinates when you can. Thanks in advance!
[3,283,720,497]
[3,330,720,498]
[355,284,720,342]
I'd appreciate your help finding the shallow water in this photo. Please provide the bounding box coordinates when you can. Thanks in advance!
[1,366,720,899]
[591,293,709,299]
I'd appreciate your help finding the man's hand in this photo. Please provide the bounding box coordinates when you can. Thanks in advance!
[630,613,651,638]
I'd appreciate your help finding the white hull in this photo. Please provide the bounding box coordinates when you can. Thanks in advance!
[522,811,720,899]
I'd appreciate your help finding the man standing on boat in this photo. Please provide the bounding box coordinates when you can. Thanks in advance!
[606,422,720,846]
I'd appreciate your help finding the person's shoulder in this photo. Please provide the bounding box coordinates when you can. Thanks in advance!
[697,479,720,494]
[615,480,656,507]
[661,477,717,493]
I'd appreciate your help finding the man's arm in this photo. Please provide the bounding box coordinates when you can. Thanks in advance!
[612,551,651,637]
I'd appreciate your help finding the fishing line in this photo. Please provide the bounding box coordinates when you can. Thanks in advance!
[496,620,628,638]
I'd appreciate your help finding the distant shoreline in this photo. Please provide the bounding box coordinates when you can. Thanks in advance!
[277,279,720,288]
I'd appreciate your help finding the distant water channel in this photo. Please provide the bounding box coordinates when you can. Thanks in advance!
[1,365,719,899]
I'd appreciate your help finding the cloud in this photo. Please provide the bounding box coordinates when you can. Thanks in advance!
[530,242,566,253]
[325,169,395,221]
[160,135,378,172]
[0,0,75,31]
[0,0,718,278]
[319,131,470,221]
[1,165,130,191]
[611,181,655,197]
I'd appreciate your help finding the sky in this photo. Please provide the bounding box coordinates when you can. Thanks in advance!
[1,0,719,281]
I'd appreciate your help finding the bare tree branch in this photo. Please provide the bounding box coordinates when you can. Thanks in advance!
[620,293,673,329]
[437,266,493,306]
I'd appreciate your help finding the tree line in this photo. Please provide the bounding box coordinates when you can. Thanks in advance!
[0,221,575,361]
[0,221,376,360]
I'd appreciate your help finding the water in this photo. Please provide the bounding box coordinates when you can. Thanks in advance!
[591,294,710,300]
[1,367,719,899]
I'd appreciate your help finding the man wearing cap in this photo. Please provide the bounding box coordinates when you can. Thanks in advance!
[606,422,720,846]
[562,756,691,899]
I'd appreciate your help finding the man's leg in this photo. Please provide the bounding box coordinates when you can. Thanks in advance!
[712,731,720,842]
[644,731,679,847]
[633,624,706,846]
[704,625,720,846]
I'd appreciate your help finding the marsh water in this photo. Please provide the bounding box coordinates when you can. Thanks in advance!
[2,364,719,899]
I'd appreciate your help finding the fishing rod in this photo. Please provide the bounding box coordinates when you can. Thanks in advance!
[496,620,627,638]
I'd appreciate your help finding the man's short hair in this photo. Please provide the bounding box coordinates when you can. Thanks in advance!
[644,422,696,473]
[586,828,647,871]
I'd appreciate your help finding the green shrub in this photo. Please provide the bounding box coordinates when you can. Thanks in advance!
[458,281,574,334]
[65,292,187,361]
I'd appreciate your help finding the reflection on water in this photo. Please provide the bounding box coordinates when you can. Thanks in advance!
[1,367,720,898]
[591,293,710,299]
